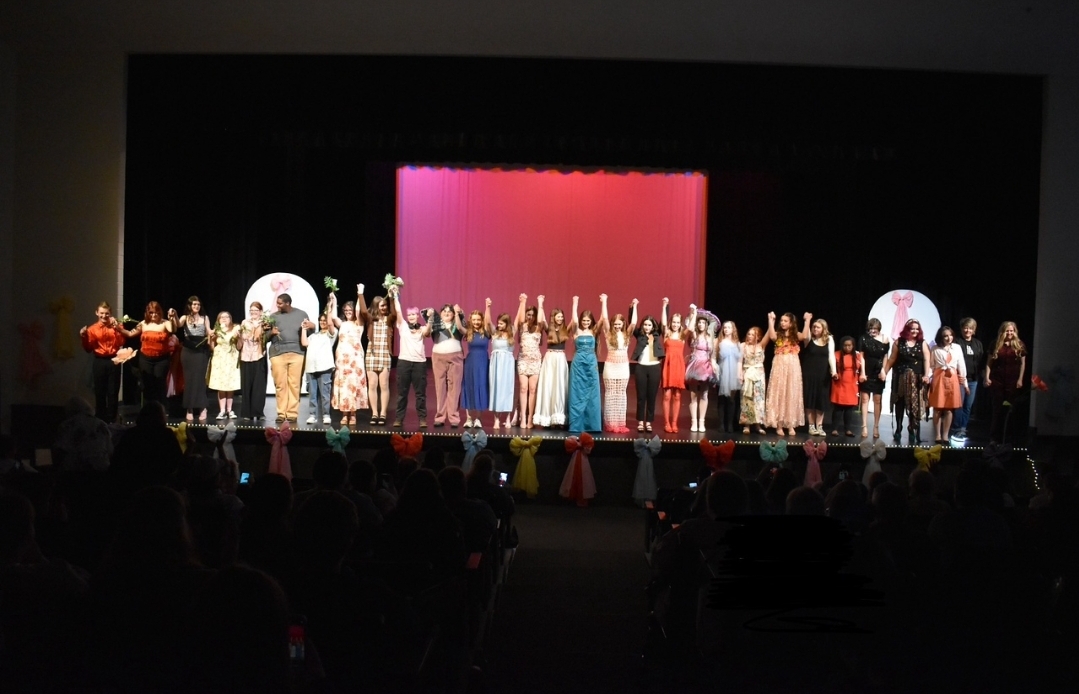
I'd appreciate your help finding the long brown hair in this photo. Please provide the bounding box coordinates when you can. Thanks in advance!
[465,310,488,342]
[547,307,568,344]
[144,301,165,324]
[607,313,629,348]
[778,312,800,344]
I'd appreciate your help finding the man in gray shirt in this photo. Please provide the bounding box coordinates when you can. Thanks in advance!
[268,293,310,423]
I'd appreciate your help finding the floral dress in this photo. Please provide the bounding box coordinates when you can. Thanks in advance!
[739,344,766,426]
[332,321,369,412]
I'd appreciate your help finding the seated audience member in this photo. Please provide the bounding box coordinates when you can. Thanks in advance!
[855,482,935,581]
[763,467,798,515]
[423,444,447,473]
[288,490,422,693]
[0,491,90,693]
[650,471,749,650]
[439,466,497,553]
[786,485,827,516]
[109,401,183,493]
[908,469,951,517]
[465,452,515,522]
[89,486,213,693]
[52,396,113,472]
[237,473,294,583]
[0,435,27,475]
[296,452,381,533]
[824,479,869,532]
[183,566,302,694]
[744,478,768,515]
[379,469,466,589]
[928,465,1013,576]
[184,455,244,569]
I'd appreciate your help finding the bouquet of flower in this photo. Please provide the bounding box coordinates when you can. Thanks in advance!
[261,315,277,329]
[324,276,340,293]
[121,314,137,325]
[382,273,405,293]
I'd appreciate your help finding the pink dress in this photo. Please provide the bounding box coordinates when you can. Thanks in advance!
[684,335,714,383]
[764,338,805,429]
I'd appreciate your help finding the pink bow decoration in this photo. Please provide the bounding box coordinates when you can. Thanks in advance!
[803,440,827,488]
[265,420,294,480]
[560,433,597,505]
[860,437,887,486]
[890,291,914,340]
[49,296,76,360]
[207,421,237,462]
[18,321,52,387]
[509,436,542,498]
[270,275,292,302]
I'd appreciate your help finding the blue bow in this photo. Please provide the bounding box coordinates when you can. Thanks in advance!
[325,426,351,455]
[461,429,488,475]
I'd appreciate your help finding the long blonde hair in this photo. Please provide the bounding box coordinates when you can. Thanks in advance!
[989,321,1026,361]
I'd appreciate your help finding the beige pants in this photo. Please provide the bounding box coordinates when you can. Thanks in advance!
[270,352,305,421]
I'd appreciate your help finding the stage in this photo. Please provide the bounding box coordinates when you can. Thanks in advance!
[151,372,1035,504]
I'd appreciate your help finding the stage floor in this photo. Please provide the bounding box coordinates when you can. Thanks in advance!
[151,366,1006,451]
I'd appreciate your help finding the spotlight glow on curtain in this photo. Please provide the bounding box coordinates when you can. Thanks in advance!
[396,166,707,358]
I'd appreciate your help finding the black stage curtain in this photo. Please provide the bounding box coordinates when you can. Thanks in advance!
[124,56,1040,354]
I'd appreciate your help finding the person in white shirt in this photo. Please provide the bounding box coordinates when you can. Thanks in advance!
[392,286,432,428]
[928,325,969,445]
[301,313,338,425]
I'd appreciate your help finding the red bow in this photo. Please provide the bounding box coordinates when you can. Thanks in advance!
[1031,374,1049,392]
[700,439,735,471]
[391,432,424,458]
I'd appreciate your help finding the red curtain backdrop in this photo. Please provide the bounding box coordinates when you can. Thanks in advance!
[396,166,707,358]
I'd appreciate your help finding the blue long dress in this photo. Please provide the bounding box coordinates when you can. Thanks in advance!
[462,333,490,411]
[489,336,516,413]
[568,332,601,433]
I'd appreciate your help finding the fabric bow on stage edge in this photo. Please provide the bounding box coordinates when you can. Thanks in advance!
[207,421,237,462]
[560,433,596,507]
[265,421,293,480]
[759,439,789,465]
[983,442,1013,469]
[860,438,887,486]
[461,429,488,474]
[803,440,827,489]
[391,432,424,459]
[914,444,942,473]
[49,296,76,360]
[509,436,541,498]
[326,426,351,455]
[168,422,191,454]
[632,435,662,504]
[700,439,735,472]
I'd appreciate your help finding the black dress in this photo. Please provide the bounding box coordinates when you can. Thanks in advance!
[801,340,831,410]
[857,334,889,395]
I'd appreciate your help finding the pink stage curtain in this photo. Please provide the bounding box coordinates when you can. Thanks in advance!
[396,166,707,360]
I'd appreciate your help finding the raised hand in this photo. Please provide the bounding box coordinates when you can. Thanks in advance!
[804,312,813,323]
[572,295,579,303]
[537,294,545,304]
[599,294,608,302]
[631,298,639,307]
[519,293,527,303]
[662,297,669,306]
[453,303,462,314]
[767,311,776,321]
[485,297,492,308]
[357,283,364,295]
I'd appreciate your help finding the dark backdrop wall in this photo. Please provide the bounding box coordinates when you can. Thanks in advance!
[125,55,1041,350]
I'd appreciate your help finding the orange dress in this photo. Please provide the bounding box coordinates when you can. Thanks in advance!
[831,351,860,407]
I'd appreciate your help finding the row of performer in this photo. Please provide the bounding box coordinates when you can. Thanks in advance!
[77,285,1028,444]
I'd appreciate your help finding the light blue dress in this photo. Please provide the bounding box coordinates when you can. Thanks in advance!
[716,340,743,397]
[568,333,601,433]
[489,336,516,413]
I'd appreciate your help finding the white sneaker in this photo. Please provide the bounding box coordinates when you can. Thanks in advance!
[322,415,331,425]
[216,411,227,420]
[690,421,699,432]
[228,411,237,419]
[306,416,317,425]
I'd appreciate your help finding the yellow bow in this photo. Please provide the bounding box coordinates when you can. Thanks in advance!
[168,422,190,454]
[913,444,942,472]
[509,436,542,498]
[49,295,77,360]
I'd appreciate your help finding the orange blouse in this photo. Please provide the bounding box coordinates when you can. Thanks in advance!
[140,327,171,358]
[81,323,126,357]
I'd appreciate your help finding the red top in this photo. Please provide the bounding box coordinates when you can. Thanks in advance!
[140,328,172,358]
[81,322,126,357]
[831,351,861,406]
